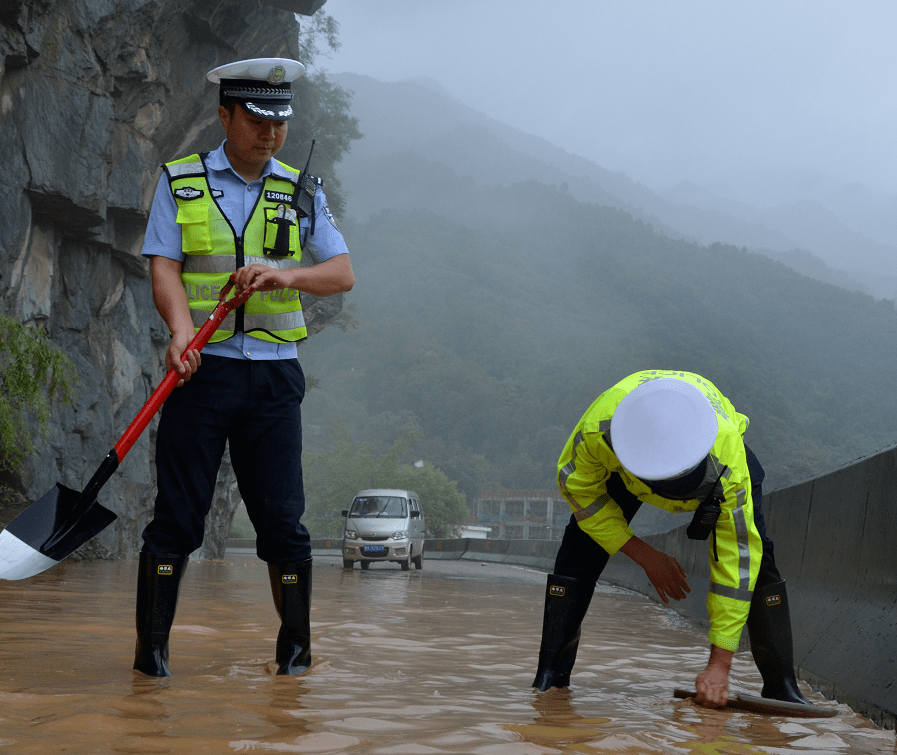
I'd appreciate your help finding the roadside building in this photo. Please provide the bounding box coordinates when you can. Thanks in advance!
[471,491,567,540]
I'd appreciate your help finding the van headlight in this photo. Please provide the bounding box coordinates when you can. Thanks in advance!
[391,530,409,540]
[344,530,358,540]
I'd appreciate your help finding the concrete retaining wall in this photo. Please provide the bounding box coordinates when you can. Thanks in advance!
[286,443,897,729]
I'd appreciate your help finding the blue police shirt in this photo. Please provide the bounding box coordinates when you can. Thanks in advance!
[141,141,350,360]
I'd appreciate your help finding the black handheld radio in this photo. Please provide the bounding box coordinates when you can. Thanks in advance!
[686,469,725,560]
[270,139,317,256]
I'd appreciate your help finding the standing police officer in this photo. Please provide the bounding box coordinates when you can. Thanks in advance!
[532,370,809,708]
[135,57,354,677]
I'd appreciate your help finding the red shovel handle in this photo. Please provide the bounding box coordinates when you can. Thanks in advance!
[113,276,252,461]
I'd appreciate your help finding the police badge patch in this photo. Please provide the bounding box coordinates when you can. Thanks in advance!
[322,202,339,229]
[174,187,204,200]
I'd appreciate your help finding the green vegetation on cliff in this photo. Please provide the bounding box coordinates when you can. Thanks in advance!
[0,316,77,507]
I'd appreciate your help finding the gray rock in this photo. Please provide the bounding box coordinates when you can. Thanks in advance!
[0,0,344,563]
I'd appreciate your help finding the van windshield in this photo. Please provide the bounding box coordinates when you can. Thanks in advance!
[349,496,407,518]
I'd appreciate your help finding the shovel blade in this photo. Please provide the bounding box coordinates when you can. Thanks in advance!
[0,483,117,580]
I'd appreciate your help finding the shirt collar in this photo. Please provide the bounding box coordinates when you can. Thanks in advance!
[204,140,291,182]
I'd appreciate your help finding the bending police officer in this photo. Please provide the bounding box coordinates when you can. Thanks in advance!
[532,370,809,708]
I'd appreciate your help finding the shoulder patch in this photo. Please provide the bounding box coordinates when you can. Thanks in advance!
[174,186,204,200]
[322,202,338,229]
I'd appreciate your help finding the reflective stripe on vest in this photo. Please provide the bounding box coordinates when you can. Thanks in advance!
[165,153,308,343]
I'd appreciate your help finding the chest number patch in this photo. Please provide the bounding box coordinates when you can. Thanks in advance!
[266,190,295,204]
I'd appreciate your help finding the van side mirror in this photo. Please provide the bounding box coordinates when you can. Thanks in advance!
[341,510,348,517]
[410,510,420,519]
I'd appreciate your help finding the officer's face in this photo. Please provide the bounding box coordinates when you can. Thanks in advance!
[219,104,288,178]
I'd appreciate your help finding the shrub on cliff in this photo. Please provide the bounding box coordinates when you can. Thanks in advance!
[0,316,77,497]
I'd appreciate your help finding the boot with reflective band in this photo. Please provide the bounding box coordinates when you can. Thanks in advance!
[133,552,188,677]
[532,574,595,691]
[268,559,313,675]
[747,579,810,704]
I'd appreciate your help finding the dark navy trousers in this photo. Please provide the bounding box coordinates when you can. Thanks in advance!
[141,354,311,564]
[554,445,782,588]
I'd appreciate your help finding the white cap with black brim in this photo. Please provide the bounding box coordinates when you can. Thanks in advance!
[207,57,306,121]
[610,377,719,482]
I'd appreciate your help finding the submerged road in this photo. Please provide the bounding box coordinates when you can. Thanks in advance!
[0,553,893,754]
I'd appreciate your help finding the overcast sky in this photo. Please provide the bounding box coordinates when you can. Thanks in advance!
[318,1,897,203]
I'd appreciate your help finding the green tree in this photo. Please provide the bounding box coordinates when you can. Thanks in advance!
[379,459,470,538]
[303,423,469,538]
[0,316,77,493]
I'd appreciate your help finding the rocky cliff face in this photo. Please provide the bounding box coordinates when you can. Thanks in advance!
[0,0,339,560]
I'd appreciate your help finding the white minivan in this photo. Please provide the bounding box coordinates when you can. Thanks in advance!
[341,489,425,570]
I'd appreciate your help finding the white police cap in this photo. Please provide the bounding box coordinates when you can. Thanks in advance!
[207,57,306,120]
[610,378,718,481]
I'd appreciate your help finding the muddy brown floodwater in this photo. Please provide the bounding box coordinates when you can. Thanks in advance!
[0,553,894,754]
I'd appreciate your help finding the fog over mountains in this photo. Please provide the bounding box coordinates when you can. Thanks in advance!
[331,73,896,301]
[298,72,897,512]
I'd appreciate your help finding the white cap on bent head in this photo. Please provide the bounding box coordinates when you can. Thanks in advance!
[610,378,718,481]
[207,57,306,120]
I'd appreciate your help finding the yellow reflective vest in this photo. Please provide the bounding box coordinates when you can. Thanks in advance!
[557,369,763,651]
[164,153,307,343]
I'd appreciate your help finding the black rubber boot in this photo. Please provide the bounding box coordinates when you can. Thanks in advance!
[747,579,810,704]
[268,559,313,675]
[134,552,188,677]
[531,574,595,691]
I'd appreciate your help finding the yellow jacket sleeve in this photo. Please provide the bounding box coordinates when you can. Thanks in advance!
[704,434,763,651]
[557,425,635,556]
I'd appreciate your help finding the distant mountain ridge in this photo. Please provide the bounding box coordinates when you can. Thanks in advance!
[331,72,894,299]
[301,75,897,504]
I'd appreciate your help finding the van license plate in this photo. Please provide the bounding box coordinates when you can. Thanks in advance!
[363,545,386,554]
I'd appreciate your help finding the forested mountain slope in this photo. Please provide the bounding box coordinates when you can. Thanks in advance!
[330,73,894,300]
[303,178,897,500]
